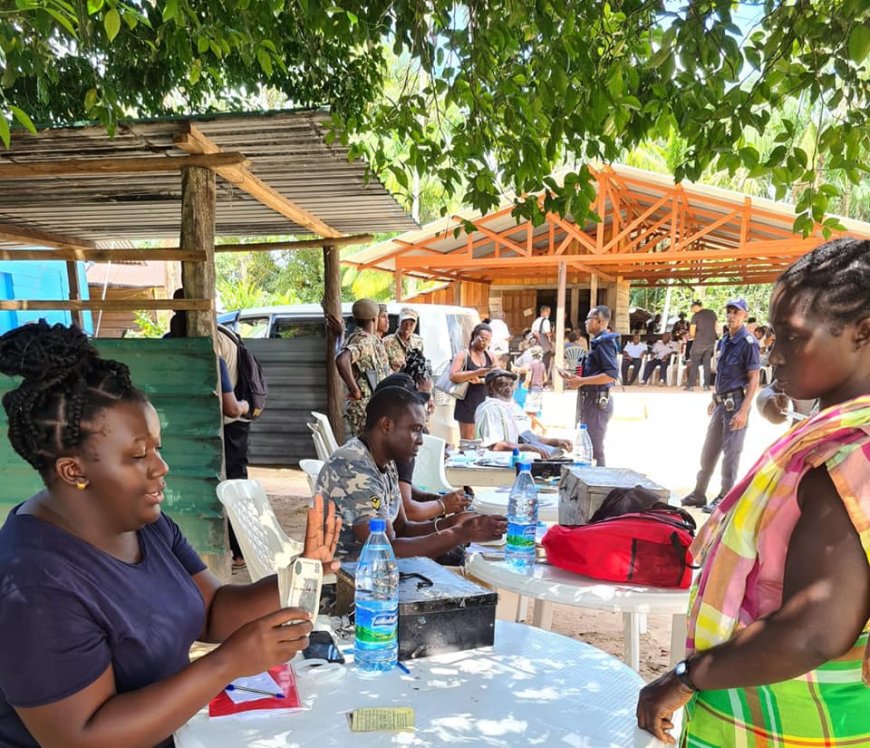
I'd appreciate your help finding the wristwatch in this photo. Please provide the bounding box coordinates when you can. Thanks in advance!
[674,659,699,691]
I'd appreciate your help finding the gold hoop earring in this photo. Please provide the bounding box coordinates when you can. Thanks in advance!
[75,480,89,490]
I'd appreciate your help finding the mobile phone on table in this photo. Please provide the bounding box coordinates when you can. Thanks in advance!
[302,630,345,664]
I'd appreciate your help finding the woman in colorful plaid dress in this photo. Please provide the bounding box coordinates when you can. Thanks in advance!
[637,237,870,746]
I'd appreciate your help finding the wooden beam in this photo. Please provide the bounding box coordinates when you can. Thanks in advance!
[179,167,217,339]
[396,241,816,271]
[65,261,84,329]
[323,243,345,444]
[554,261,567,394]
[0,153,248,179]
[0,298,212,312]
[175,124,342,239]
[0,247,207,262]
[0,222,96,251]
[215,234,372,252]
[567,260,615,283]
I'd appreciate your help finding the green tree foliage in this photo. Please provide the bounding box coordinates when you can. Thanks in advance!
[2,1,869,234]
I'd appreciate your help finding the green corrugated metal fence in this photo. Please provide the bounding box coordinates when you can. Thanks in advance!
[0,338,226,556]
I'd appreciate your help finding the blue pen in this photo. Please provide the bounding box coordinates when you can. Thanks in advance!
[396,661,411,675]
[226,684,284,699]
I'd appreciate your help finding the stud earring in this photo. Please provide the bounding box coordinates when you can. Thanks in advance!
[75,480,89,490]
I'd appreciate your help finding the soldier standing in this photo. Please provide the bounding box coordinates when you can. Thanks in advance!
[335,298,390,438]
[383,307,424,372]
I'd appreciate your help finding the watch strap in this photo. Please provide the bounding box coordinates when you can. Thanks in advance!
[675,659,699,691]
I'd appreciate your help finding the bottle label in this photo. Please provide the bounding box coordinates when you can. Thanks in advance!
[355,602,398,645]
[506,521,536,549]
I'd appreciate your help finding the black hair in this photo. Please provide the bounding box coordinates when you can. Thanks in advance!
[590,304,612,322]
[0,321,146,478]
[364,386,424,430]
[469,323,492,342]
[692,299,702,307]
[747,316,757,324]
[375,372,416,393]
[568,330,581,342]
[776,238,870,333]
[401,349,433,385]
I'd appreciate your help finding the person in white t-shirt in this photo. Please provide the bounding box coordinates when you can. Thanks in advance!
[487,312,511,368]
[621,332,646,385]
[641,332,679,385]
[531,305,553,372]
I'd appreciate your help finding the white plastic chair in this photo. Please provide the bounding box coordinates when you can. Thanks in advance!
[412,434,454,493]
[216,479,303,583]
[310,411,340,455]
[307,422,331,461]
[299,458,325,495]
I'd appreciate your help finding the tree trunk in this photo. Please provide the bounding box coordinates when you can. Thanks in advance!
[323,244,345,444]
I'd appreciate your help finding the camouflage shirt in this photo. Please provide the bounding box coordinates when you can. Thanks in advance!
[314,437,401,558]
[341,328,390,437]
[383,332,425,372]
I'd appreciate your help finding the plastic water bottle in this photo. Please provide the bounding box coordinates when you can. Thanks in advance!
[506,461,538,571]
[573,423,594,466]
[354,517,399,673]
[510,447,521,468]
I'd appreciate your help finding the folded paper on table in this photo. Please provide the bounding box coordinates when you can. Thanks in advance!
[208,663,300,717]
[350,707,415,732]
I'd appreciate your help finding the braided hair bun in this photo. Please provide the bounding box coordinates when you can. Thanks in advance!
[0,321,144,475]
[0,321,97,383]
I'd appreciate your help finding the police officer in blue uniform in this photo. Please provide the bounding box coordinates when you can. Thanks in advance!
[682,298,761,513]
[559,304,621,466]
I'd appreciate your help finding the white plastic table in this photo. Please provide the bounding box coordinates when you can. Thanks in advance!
[467,555,689,672]
[471,486,560,522]
[175,622,673,747]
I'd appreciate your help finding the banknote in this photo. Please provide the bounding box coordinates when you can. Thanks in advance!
[278,558,323,619]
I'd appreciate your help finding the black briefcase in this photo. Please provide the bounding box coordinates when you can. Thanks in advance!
[336,556,497,660]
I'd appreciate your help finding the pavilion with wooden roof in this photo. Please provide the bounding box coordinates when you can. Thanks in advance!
[350,163,870,384]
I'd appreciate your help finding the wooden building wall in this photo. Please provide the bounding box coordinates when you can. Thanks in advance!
[404,280,491,318]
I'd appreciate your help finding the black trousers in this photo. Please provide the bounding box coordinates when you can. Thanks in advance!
[224,420,251,559]
[576,391,614,467]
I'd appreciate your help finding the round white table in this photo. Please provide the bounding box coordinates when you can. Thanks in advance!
[175,622,673,747]
[467,555,690,672]
[471,487,560,522]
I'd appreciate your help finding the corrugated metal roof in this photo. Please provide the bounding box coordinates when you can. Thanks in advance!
[0,110,416,242]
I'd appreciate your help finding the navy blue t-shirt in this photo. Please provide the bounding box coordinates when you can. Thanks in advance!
[585,332,620,386]
[0,507,207,747]
[715,327,760,394]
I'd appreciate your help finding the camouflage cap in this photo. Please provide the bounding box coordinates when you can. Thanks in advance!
[352,298,379,320]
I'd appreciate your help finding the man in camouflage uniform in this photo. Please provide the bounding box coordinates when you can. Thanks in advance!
[335,298,390,438]
[377,303,389,338]
[383,307,425,372]
[315,386,507,559]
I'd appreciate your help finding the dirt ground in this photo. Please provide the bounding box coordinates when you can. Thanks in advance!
[230,385,788,683]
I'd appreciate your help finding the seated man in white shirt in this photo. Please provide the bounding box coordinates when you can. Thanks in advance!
[641,331,679,385]
[621,332,647,385]
[474,369,571,458]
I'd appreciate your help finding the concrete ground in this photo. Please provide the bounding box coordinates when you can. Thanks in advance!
[231,384,789,681]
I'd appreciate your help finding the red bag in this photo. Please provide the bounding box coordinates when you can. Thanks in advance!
[542,509,697,589]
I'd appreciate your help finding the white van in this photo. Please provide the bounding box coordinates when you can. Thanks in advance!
[218,302,481,443]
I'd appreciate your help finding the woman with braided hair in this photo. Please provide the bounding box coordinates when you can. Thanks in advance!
[0,321,340,748]
[637,238,870,746]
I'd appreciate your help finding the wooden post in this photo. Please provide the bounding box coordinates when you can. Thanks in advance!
[453,281,462,306]
[323,244,345,444]
[178,166,226,580]
[180,167,216,340]
[589,272,599,312]
[65,261,84,329]
[569,286,580,331]
[554,262,567,394]
[395,271,403,302]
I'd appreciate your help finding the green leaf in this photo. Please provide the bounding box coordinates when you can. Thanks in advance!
[162,0,178,22]
[257,48,273,76]
[87,0,105,13]
[9,106,36,134]
[43,7,78,36]
[847,24,870,64]
[104,9,121,41]
[0,115,9,148]
[84,88,98,111]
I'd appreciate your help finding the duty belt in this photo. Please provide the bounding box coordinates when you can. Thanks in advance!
[712,388,745,404]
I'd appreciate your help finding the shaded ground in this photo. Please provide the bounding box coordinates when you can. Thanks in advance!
[224,385,787,682]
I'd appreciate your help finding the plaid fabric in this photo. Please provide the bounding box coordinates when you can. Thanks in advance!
[683,395,870,745]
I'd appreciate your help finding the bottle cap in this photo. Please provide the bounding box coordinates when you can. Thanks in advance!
[519,459,532,469]
[512,447,520,454]
[369,517,387,533]
[578,423,588,430]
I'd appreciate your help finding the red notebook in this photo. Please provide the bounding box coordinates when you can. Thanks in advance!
[208,663,301,717]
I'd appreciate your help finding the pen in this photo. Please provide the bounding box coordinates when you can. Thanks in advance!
[396,661,411,675]
[225,684,285,699]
